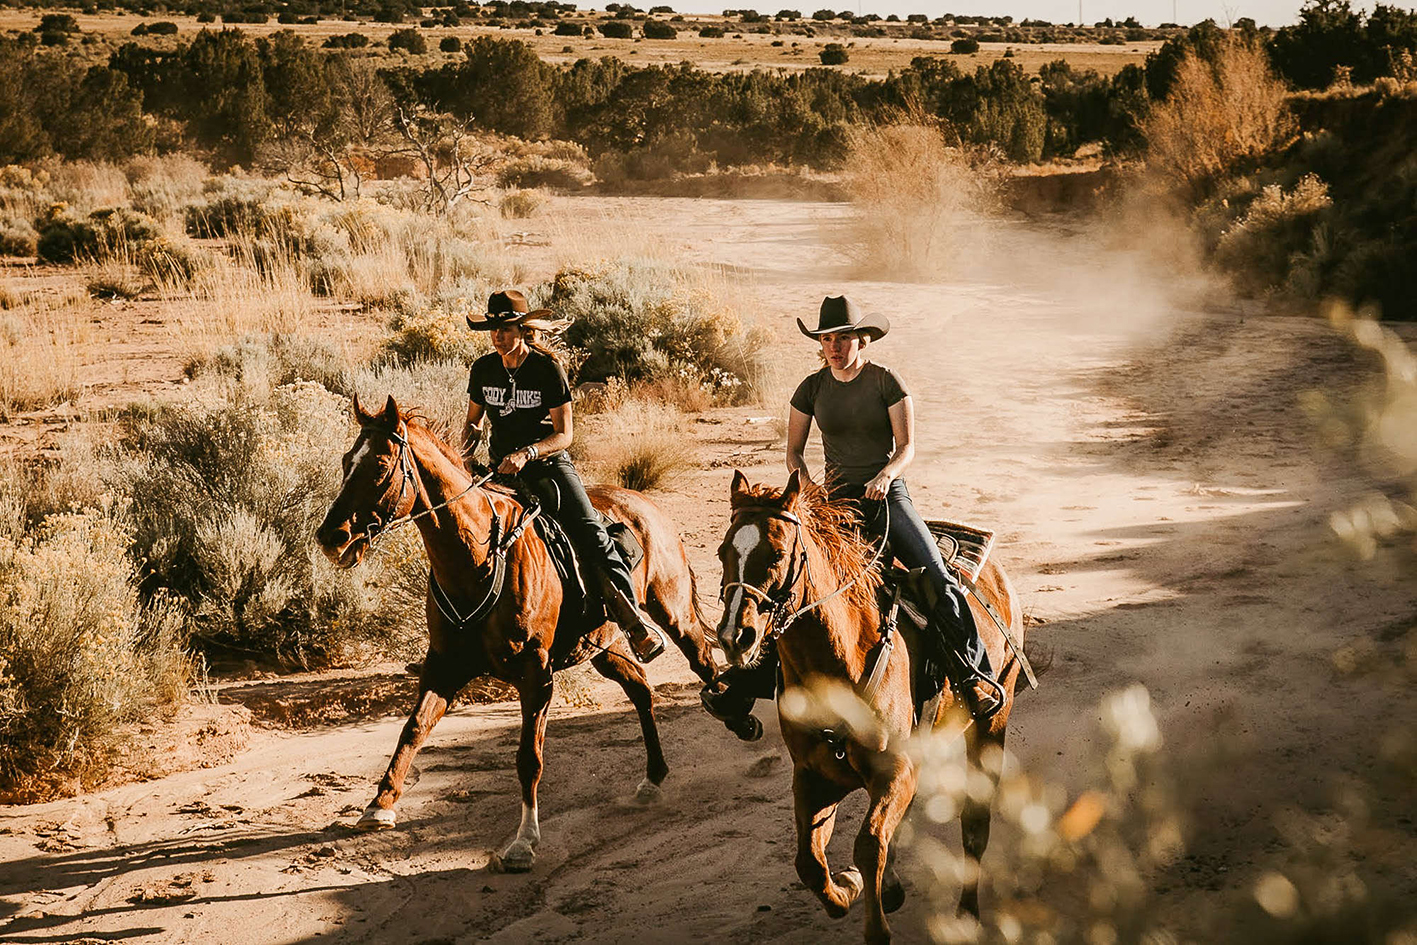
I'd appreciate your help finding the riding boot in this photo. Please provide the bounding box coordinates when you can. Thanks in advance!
[600,580,668,664]
[930,591,1004,722]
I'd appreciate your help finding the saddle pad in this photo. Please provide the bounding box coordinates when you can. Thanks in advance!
[533,515,586,599]
[925,519,995,584]
[605,519,644,572]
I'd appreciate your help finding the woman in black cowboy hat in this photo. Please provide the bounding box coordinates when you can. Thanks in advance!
[462,289,668,663]
[703,295,1003,733]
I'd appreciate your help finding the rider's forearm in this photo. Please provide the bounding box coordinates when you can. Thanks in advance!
[880,443,914,480]
[525,430,572,458]
[461,422,482,459]
[786,449,812,480]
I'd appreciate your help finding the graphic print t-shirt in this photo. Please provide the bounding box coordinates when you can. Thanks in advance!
[789,362,908,490]
[468,350,572,463]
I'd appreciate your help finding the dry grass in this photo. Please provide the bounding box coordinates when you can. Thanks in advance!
[839,122,998,280]
[0,291,87,419]
[578,397,694,492]
[1144,35,1295,192]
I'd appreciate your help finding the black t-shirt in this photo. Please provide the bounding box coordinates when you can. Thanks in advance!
[468,350,572,463]
[790,362,908,489]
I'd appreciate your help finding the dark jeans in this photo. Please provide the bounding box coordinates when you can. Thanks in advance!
[850,478,992,678]
[521,452,640,606]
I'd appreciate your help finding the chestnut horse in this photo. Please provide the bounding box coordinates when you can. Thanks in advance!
[716,470,1027,943]
[316,395,718,871]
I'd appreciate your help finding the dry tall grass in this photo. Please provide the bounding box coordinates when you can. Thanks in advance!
[839,123,998,280]
[576,396,693,491]
[1144,35,1294,192]
[0,290,87,419]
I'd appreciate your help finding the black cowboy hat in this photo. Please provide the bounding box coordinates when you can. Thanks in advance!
[796,295,890,342]
[465,289,571,332]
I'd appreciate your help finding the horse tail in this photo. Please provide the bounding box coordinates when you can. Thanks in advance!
[684,556,718,639]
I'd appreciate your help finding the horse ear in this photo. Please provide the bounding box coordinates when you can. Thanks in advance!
[730,469,749,502]
[352,394,372,424]
[380,395,399,425]
[782,468,802,508]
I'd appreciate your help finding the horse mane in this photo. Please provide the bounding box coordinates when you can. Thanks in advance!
[734,479,881,615]
[395,406,515,497]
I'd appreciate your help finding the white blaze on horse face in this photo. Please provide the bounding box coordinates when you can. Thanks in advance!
[341,440,372,488]
[722,522,763,650]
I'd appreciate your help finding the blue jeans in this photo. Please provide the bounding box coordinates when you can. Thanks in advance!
[520,452,640,606]
[846,479,993,679]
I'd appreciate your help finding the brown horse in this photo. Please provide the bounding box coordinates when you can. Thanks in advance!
[315,395,718,870]
[716,470,1027,943]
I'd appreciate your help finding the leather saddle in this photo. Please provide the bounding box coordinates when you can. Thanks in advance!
[521,474,645,633]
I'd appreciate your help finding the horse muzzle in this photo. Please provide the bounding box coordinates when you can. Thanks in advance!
[316,520,368,569]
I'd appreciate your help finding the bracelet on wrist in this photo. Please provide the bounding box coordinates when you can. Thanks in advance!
[525,445,538,461]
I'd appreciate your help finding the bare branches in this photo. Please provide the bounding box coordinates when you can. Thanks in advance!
[391,106,494,215]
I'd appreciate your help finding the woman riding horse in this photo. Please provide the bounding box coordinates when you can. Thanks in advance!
[703,295,1003,728]
[462,289,668,663]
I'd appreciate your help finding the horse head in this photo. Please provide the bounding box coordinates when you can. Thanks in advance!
[316,394,419,569]
[716,468,808,668]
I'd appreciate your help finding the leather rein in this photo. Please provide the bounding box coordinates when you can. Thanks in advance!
[356,422,540,631]
[721,502,890,646]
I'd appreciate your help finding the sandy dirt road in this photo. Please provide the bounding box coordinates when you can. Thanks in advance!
[2,198,1414,943]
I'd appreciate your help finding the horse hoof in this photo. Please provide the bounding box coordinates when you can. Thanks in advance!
[883,876,906,914]
[634,778,663,806]
[356,804,396,830]
[834,868,864,902]
[495,840,536,873]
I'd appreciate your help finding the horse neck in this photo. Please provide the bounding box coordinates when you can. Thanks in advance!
[404,426,497,579]
[777,529,879,685]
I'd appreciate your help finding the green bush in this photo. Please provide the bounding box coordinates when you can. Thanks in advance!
[497,155,591,190]
[381,297,493,366]
[643,19,677,38]
[388,28,428,53]
[323,32,371,48]
[699,24,725,36]
[554,20,581,34]
[819,42,849,64]
[440,35,462,52]
[951,37,980,52]
[0,218,38,257]
[600,19,634,37]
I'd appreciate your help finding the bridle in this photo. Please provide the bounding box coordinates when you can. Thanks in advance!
[721,502,890,645]
[352,421,492,551]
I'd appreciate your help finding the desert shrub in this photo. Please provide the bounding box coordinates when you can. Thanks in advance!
[1214,173,1334,292]
[550,260,764,400]
[323,32,371,48]
[440,36,462,52]
[109,382,423,668]
[346,359,469,441]
[381,297,492,365]
[554,21,581,35]
[388,28,428,54]
[643,19,677,38]
[951,37,980,53]
[0,506,190,799]
[840,123,996,279]
[148,21,179,35]
[819,42,849,64]
[699,24,725,36]
[34,208,97,264]
[497,155,592,190]
[35,205,164,264]
[1144,33,1294,192]
[500,190,542,218]
[600,19,634,37]
[186,332,358,396]
[35,13,79,33]
[124,154,208,223]
[0,218,37,257]
[136,235,210,285]
[87,262,146,300]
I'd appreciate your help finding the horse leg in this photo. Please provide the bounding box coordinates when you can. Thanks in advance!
[957,723,1005,919]
[792,766,860,919]
[855,755,917,945]
[591,638,669,804]
[358,658,465,830]
[644,578,718,686]
[498,657,554,873]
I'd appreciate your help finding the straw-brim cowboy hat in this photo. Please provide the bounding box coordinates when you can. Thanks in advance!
[796,295,890,342]
[465,289,571,332]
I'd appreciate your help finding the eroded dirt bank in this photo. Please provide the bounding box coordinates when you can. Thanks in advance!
[2,197,1414,944]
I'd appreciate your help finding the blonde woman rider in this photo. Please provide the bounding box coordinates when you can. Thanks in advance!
[463,290,668,664]
[703,295,1003,735]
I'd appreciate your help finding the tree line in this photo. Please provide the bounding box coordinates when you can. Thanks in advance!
[1,0,1413,172]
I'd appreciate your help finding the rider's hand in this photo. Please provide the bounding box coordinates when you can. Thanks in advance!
[498,449,531,475]
[864,471,893,501]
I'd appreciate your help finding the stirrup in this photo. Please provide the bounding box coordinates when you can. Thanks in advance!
[962,676,1005,721]
[627,624,667,663]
